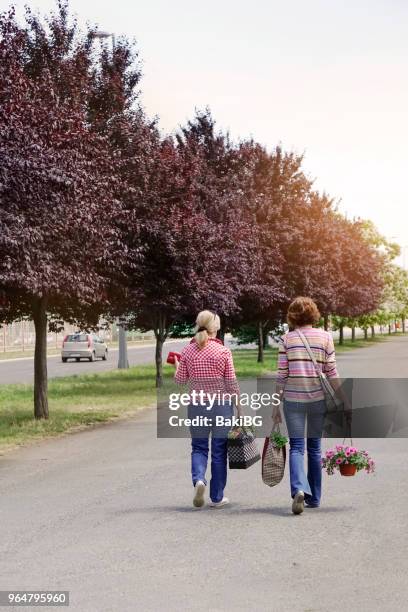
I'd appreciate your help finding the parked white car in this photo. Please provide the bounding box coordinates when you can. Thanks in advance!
[61,333,108,363]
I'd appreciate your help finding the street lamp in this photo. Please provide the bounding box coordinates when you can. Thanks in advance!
[91,30,116,50]
[91,29,128,368]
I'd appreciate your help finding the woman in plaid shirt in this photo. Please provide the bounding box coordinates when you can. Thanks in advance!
[174,310,239,509]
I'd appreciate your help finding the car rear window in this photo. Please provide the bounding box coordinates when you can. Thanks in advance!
[66,334,88,342]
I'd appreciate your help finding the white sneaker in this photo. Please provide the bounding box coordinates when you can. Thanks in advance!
[193,481,206,508]
[209,496,229,508]
[292,490,305,515]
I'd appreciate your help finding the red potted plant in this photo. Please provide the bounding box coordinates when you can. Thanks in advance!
[322,444,375,477]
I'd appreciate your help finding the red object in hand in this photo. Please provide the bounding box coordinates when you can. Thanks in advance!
[167,351,181,365]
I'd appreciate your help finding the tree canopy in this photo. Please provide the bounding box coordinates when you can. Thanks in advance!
[0,0,401,412]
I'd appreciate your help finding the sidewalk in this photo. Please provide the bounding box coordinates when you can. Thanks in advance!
[1,408,406,612]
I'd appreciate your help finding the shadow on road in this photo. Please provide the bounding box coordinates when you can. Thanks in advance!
[112,504,354,517]
[237,505,354,515]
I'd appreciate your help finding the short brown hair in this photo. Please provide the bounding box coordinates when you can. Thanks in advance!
[287,296,320,329]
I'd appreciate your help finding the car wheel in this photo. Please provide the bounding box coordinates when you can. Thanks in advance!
[89,351,96,362]
[62,358,67,363]
[76,357,80,362]
[102,350,108,361]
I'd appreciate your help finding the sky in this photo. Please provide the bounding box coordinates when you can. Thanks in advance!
[5,0,408,259]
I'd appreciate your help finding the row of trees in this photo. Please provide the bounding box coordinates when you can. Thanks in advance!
[332,255,408,342]
[0,2,399,419]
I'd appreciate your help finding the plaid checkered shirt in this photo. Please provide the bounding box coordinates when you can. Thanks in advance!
[174,338,240,397]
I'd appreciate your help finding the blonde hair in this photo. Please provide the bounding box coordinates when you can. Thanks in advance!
[195,310,221,349]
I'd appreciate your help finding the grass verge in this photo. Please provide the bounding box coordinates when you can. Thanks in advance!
[0,348,277,452]
[334,333,402,352]
[1,334,402,452]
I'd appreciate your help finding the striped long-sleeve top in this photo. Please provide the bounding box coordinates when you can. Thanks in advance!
[277,326,338,402]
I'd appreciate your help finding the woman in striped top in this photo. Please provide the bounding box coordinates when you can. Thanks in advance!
[274,296,338,514]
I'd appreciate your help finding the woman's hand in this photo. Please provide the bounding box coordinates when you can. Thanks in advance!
[272,405,283,424]
[235,404,244,419]
[173,356,179,371]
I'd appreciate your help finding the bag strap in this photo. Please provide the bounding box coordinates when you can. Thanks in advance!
[296,329,342,408]
[342,423,353,446]
[296,329,322,376]
[296,329,336,401]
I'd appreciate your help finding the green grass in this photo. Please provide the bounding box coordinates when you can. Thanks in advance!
[0,365,160,451]
[229,346,277,376]
[0,349,56,360]
[1,333,404,452]
[1,333,402,451]
[0,348,277,451]
[334,333,402,352]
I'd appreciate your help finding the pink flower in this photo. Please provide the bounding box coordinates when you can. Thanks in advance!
[326,450,334,458]
[345,450,351,457]
[336,458,343,464]
[336,445,344,451]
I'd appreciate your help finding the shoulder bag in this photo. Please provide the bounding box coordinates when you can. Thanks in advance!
[296,329,343,413]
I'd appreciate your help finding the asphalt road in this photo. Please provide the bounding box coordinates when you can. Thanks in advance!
[1,337,408,611]
[335,334,408,377]
[0,340,189,385]
[0,332,404,386]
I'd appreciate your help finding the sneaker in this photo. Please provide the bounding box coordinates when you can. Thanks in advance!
[209,496,229,508]
[292,490,305,515]
[193,481,206,508]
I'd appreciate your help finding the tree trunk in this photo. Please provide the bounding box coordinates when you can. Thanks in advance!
[323,314,329,331]
[257,321,264,363]
[364,327,368,340]
[32,298,49,419]
[117,318,129,369]
[154,313,167,387]
[263,326,269,349]
[339,324,344,345]
[403,316,406,334]
[155,334,164,387]
[388,324,392,335]
[351,325,356,342]
[371,325,375,338]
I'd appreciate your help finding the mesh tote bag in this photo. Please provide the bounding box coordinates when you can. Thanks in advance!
[228,426,261,469]
[261,425,286,487]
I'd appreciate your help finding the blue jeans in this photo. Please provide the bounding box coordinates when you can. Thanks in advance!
[189,402,233,503]
[283,399,326,507]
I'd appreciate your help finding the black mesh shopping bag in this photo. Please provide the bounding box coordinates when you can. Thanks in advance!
[227,426,261,469]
